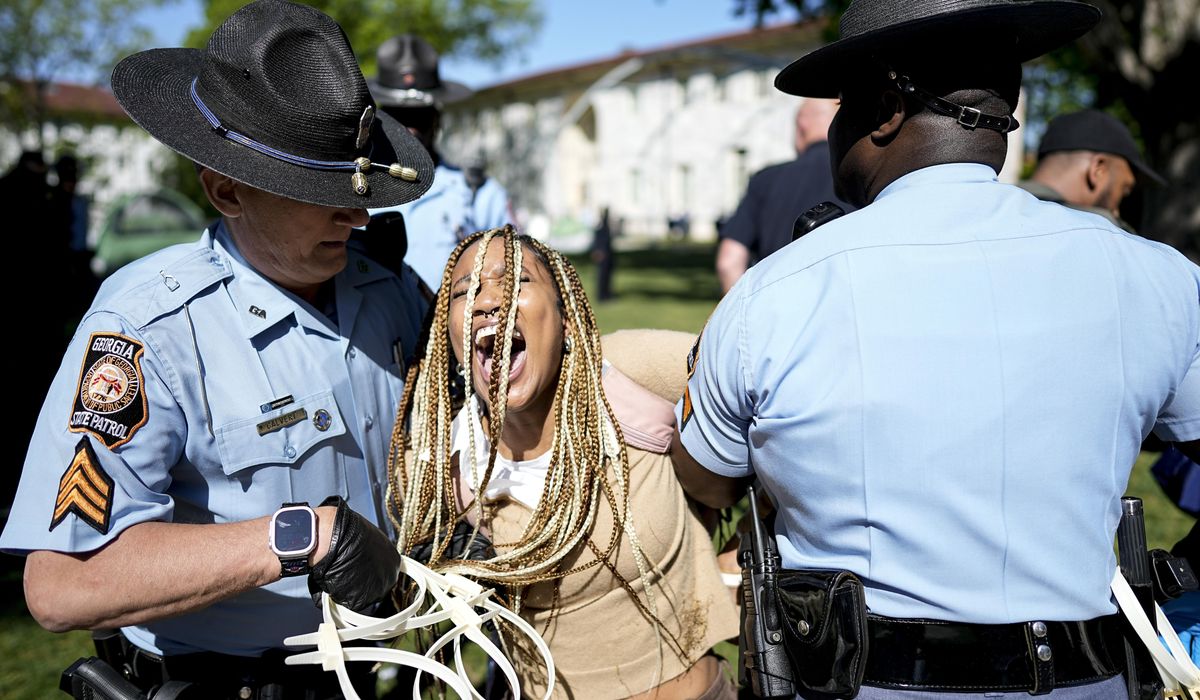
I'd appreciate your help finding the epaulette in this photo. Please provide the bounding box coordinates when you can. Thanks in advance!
[98,245,233,330]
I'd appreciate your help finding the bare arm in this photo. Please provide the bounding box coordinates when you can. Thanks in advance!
[24,506,336,633]
[716,238,751,294]
[670,427,746,510]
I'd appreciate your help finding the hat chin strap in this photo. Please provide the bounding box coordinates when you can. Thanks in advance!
[189,78,420,196]
[375,86,438,108]
[889,71,1019,134]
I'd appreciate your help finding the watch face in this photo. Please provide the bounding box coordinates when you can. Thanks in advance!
[273,508,314,555]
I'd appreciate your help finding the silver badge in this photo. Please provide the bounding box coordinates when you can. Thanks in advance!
[356,105,375,150]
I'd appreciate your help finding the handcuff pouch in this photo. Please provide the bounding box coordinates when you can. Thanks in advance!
[775,568,869,698]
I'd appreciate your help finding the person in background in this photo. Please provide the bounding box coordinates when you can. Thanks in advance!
[715,98,852,293]
[1020,108,1164,231]
[2,150,55,534]
[51,155,90,255]
[49,154,100,321]
[591,206,616,301]
[368,35,511,290]
[0,2,434,697]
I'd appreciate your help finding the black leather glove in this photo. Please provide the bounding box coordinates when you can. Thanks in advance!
[407,519,495,565]
[1173,519,1200,567]
[308,496,401,613]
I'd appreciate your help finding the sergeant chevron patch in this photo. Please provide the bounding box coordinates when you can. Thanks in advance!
[69,332,148,449]
[51,437,114,535]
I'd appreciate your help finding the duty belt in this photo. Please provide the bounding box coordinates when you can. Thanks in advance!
[861,613,1124,694]
[100,630,373,700]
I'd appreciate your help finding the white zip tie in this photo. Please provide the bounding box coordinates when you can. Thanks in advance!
[284,555,555,700]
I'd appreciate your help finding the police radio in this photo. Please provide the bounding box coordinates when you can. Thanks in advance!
[348,210,408,277]
[793,201,846,241]
[1116,497,1166,700]
[739,484,796,698]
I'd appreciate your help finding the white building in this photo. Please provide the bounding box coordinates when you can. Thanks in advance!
[441,21,1025,243]
[0,80,174,244]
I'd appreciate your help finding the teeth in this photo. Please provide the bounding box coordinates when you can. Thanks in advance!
[474,325,524,346]
[475,326,497,346]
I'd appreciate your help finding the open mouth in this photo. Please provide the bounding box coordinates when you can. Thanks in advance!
[474,324,527,386]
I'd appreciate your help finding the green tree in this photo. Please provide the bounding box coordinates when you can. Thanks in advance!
[187,0,543,74]
[738,1,1200,257]
[0,0,174,151]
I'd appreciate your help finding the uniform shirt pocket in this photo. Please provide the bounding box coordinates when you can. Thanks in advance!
[214,390,347,476]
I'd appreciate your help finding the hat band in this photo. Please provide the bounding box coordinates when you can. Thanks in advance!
[189,78,420,196]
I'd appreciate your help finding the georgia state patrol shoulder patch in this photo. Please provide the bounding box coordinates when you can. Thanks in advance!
[51,437,114,534]
[69,332,148,449]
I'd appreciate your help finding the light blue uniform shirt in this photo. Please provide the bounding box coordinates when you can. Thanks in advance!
[678,163,1200,624]
[1,223,426,655]
[371,161,509,289]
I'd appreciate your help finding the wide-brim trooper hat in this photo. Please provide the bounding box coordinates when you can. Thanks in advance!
[110,0,433,209]
[369,35,473,110]
[776,0,1102,97]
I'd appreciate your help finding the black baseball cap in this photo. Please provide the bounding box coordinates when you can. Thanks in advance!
[1038,109,1165,186]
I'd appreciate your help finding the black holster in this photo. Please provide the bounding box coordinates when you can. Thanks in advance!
[59,656,194,700]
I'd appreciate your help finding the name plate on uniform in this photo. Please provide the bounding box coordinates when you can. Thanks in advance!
[257,408,307,435]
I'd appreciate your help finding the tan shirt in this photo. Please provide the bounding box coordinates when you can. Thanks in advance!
[486,446,739,700]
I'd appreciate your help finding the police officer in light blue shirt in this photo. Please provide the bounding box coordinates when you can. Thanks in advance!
[672,1,1200,698]
[0,3,435,697]
[367,34,511,290]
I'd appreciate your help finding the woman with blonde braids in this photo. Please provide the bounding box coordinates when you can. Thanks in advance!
[388,226,738,699]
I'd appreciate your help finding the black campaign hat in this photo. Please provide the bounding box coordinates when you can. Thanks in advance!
[776,0,1102,98]
[1039,109,1165,185]
[369,35,473,109]
[110,0,433,209]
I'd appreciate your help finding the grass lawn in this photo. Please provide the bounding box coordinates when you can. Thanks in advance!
[2,240,1196,698]
[0,584,93,700]
[565,242,722,334]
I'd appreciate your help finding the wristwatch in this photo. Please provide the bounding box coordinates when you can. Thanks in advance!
[269,502,317,577]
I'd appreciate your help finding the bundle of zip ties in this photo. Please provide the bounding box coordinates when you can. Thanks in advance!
[284,555,555,700]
